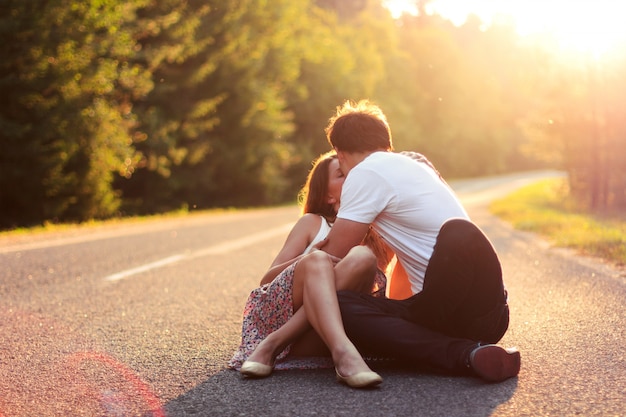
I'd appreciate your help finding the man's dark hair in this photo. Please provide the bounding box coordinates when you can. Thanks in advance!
[325,100,393,152]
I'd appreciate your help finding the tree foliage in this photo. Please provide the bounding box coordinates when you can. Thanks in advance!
[0,0,151,226]
[1,0,622,228]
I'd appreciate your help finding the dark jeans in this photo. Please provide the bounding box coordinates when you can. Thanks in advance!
[338,219,510,375]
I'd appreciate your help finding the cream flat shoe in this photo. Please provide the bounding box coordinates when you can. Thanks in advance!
[335,369,383,388]
[240,360,274,378]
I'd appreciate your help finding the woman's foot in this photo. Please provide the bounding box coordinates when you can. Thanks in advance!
[335,368,382,388]
[240,337,280,377]
[240,360,274,378]
[332,346,380,387]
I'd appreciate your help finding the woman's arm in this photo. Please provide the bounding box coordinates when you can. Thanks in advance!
[259,214,321,285]
[259,253,306,285]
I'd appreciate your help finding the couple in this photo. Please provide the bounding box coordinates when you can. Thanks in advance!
[228,100,521,388]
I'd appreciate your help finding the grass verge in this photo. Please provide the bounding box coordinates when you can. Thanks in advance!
[490,178,626,267]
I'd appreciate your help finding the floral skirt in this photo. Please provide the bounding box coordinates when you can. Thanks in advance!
[228,261,386,369]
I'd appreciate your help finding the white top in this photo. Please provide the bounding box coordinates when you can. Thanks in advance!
[337,152,469,293]
[303,216,332,254]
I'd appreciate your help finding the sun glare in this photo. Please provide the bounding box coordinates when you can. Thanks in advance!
[386,0,626,59]
[489,1,626,58]
[383,0,418,19]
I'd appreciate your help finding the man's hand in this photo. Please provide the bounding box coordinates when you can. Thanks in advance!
[312,238,328,251]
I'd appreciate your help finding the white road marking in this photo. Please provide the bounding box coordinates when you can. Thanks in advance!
[104,222,294,282]
[104,254,186,282]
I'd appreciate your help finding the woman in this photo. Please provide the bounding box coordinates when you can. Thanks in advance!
[228,151,390,388]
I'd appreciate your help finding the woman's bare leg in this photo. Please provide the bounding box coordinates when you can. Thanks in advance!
[301,247,378,377]
[332,246,378,292]
[244,247,378,371]
[245,308,311,366]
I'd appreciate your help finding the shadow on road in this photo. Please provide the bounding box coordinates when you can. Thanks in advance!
[164,366,518,417]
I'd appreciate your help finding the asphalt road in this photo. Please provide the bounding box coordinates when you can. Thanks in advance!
[1,171,624,417]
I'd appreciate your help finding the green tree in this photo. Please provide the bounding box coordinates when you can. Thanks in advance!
[120,0,312,213]
[0,0,151,227]
[1,0,568,229]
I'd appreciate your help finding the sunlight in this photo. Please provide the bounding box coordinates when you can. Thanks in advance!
[388,0,626,59]
[383,0,418,18]
[490,1,626,58]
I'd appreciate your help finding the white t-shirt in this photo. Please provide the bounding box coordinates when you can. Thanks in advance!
[337,152,469,294]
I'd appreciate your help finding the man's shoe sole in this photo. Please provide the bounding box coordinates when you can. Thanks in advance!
[470,345,521,382]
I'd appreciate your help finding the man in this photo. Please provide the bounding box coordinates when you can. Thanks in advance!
[319,99,520,382]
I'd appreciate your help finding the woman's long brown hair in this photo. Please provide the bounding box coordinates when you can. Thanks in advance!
[298,150,338,222]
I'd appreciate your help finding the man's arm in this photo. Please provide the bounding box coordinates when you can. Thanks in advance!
[320,218,371,259]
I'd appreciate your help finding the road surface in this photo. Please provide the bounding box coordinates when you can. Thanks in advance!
[0,171,624,416]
